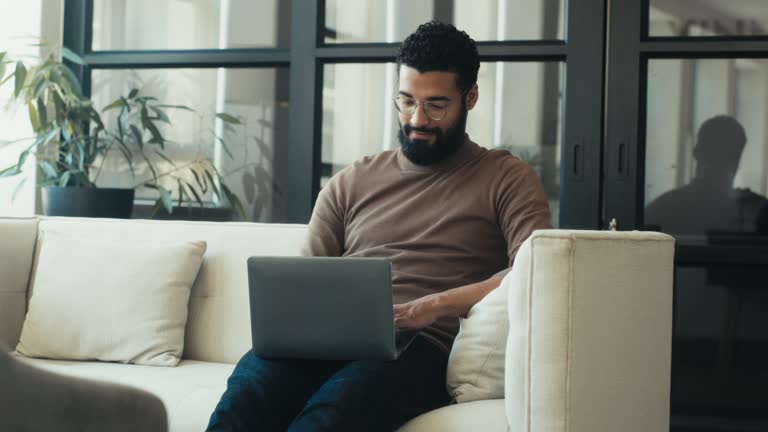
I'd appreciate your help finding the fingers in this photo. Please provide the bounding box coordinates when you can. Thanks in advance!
[393,305,410,329]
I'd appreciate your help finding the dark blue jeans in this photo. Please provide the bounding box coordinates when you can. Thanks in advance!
[206,336,450,432]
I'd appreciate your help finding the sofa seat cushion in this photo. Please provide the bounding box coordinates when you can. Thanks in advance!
[397,399,506,432]
[14,356,232,432]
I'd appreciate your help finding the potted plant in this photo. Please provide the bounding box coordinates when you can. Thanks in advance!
[0,48,245,219]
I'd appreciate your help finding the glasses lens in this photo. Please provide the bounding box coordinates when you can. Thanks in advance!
[394,97,415,115]
[423,103,446,121]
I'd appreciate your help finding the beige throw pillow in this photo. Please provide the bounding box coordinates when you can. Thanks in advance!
[446,275,510,402]
[16,230,206,366]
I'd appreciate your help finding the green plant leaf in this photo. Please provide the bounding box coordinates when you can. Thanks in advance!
[186,181,204,207]
[156,104,194,112]
[153,150,176,167]
[32,75,47,99]
[39,126,59,146]
[130,124,144,150]
[52,89,65,122]
[27,100,39,131]
[140,104,150,126]
[59,63,83,97]
[78,138,87,168]
[144,120,164,149]
[200,168,209,193]
[0,71,14,86]
[221,181,246,220]
[0,165,20,177]
[11,177,27,203]
[103,97,127,112]
[89,106,104,130]
[38,178,58,187]
[60,124,71,143]
[204,168,220,200]
[159,185,173,214]
[39,161,58,178]
[216,113,241,124]
[14,62,27,97]
[191,167,203,191]
[213,135,234,159]
[36,97,48,128]
[117,107,127,142]
[128,88,138,99]
[59,171,70,187]
[61,47,85,65]
[150,106,170,123]
[5,141,37,177]
[176,179,185,208]
[115,140,135,178]
[140,151,157,183]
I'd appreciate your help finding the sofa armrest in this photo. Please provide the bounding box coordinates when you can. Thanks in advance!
[505,229,675,432]
[0,348,167,432]
[0,217,38,348]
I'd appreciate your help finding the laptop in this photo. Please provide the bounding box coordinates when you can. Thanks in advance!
[247,256,418,361]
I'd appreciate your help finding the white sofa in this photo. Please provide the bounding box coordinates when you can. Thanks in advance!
[0,216,675,431]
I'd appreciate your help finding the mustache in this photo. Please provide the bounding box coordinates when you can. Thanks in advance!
[403,125,441,136]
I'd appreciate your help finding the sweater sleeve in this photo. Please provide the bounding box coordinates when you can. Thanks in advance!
[300,177,346,257]
[496,160,553,273]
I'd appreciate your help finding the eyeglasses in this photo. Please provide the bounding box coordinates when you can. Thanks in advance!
[392,89,468,122]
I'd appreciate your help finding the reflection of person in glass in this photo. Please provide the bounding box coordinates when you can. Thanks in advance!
[645,115,768,235]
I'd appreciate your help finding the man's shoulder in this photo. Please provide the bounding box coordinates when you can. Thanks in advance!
[325,149,399,189]
[472,147,538,181]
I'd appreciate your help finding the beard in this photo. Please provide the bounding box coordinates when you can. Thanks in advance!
[398,106,468,166]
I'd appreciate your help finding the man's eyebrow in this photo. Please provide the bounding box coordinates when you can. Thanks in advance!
[398,91,451,102]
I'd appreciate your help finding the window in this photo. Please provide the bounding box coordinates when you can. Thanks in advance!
[92,0,290,50]
[60,0,603,227]
[0,0,64,217]
[649,0,768,38]
[322,61,563,226]
[90,67,289,222]
[324,0,564,43]
[606,1,768,426]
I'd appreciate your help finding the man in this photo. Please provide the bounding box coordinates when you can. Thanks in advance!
[207,21,551,432]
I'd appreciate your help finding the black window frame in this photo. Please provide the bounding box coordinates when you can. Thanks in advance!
[64,0,607,228]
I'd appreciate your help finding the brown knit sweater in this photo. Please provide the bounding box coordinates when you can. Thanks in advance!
[301,136,552,351]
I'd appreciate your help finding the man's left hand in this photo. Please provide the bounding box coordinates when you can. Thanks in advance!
[394,294,444,330]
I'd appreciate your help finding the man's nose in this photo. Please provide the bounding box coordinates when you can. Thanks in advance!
[409,104,430,128]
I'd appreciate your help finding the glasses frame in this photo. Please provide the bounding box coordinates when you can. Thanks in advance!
[392,88,470,122]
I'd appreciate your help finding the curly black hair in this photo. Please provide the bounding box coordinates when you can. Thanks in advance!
[396,20,480,93]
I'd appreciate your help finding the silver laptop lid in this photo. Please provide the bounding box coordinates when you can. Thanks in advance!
[247,256,397,360]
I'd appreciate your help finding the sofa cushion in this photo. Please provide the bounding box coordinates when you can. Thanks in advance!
[397,399,506,432]
[446,276,508,402]
[34,217,309,364]
[17,229,206,366]
[14,355,232,432]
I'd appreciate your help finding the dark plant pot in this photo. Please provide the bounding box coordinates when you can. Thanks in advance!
[41,187,135,219]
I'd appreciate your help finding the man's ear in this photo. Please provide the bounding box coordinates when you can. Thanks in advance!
[466,84,479,110]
